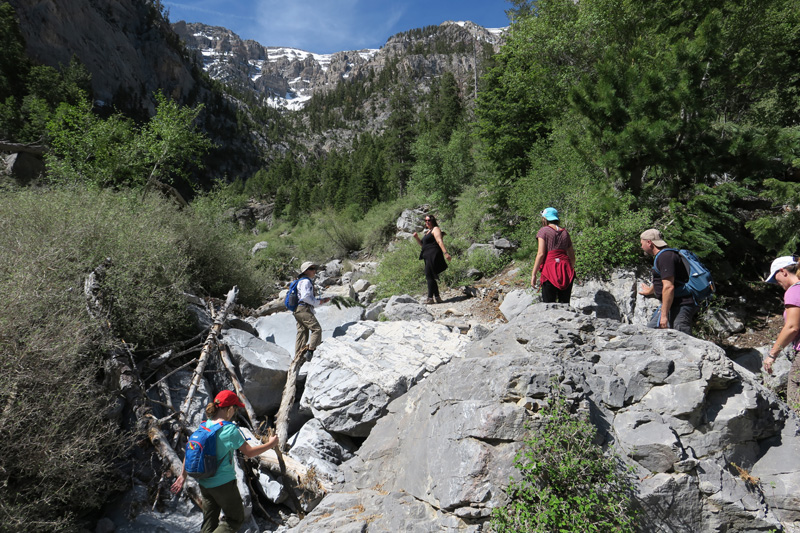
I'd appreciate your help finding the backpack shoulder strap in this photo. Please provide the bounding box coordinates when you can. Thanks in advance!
[653,248,678,275]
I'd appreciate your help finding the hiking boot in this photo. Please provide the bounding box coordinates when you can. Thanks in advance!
[434,296,443,304]
[425,297,434,305]
[303,349,314,361]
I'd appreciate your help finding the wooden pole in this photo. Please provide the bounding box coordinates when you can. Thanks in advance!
[219,343,258,428]
[275,351,305,451]
[179,286,239,423]
[149,425,203,508]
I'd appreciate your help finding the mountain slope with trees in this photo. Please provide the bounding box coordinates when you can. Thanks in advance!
[2,0,800,530]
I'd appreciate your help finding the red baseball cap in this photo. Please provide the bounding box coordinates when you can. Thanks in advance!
[214,390,245,408]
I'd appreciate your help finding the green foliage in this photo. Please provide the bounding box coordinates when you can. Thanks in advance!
[490,389,637,533]
[463,246,508,279]
[450,185,496,243]
[0,2,28,102]
[0,185,272,530]
[409,127,475,216]
[474,0,800,284]
[572,208,654,279]
[45,92,212,191]
[373,238,428,299]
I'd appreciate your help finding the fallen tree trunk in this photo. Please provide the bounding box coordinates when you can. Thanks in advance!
[275,351,305,451]
[179,286,239,422]
[239,427,331,495]
[254,298,286,317]
[0,140,47,155]
[149,425,203,508]
[219,343,258,428]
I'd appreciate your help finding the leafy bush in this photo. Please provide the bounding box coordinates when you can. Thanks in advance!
[466,247,508,278]
[450,185,497,243]
[0,185,272,531]
[572,208,653,279]
[358,196,419,254]
[373,238,426,299]
[491,389,637,533]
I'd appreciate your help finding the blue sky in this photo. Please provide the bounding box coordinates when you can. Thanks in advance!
[164,0,512,54]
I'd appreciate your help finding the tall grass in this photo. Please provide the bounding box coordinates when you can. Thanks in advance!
[0,185,270,531]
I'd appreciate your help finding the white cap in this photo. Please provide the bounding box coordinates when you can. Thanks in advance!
[766,256,797,283]
[299,261,318,275]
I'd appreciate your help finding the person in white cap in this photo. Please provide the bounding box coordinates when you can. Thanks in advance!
[764,255,800,411]
[638,228,698,335]
[293,261,330,361]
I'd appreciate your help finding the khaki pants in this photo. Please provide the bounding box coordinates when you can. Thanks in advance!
[294,304,322,358]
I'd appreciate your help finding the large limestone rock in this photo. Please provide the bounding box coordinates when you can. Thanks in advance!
[248,305,364,355]
[299,321,470,437]
[383,294,434,321]
[220,328,291,415]
[290,305,800,532]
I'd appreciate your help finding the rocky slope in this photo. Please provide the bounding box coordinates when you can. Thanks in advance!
[8,0,199,115]
[95,230,800,532]
[173,20,506,112]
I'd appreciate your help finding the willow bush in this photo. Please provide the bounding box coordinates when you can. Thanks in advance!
[491,390,638,533]
[0,186,269,531]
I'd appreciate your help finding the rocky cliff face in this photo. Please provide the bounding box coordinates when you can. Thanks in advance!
[8,0,200,115]
[173,20,505,112]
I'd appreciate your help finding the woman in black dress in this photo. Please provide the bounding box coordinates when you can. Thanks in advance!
[413,214,451,304]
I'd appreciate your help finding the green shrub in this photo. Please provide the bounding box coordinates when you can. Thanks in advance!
[572,208,653,279]
[450,185,496,243]
[314,208,364,257]
[467,247,508,278]
[491,389,637,533]
[0,185,273,531]
[358,196,418,254]
[373,238,427,298]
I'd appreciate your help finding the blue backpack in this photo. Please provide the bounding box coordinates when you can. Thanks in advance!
[184,420,232,479]
[284,276,309,312]
[654,248,716,305]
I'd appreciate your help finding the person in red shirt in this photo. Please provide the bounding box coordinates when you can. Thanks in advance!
[530,207,576,304]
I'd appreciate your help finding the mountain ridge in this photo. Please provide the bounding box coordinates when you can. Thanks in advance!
[173,19,506,112]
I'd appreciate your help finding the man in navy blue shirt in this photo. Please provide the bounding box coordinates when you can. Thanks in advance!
[637,229,698,335]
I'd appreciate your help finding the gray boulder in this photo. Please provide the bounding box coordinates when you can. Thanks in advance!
[466,242,501,258]
[220,328,291,415]
[248,305,364,355]
[292,305,798,532]
[287,418,357,482]
[498,288,535,321]
[250,241,269,256]
[299,321,470,437]
[396,208,425,234]
[364,298,387,321]
[704,307,746,336]
[571,270,638,321]
[383,294,434,322]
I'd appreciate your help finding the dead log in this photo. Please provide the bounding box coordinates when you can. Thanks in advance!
[254,298,287,317]
[219,343,258,427]
[275,351,305,451]
[179,286,239,423]
[266,426,305,516]
[148,424,203,508]
[0,140,47,155]
[239,427,331,495]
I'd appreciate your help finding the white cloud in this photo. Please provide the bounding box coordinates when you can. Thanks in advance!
[165,1,253,21]
[253,0,406,52]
